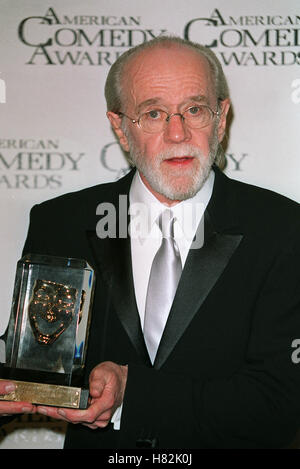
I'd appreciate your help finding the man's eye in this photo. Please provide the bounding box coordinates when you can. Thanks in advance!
[187,106,202,116]
[147,110,161,119]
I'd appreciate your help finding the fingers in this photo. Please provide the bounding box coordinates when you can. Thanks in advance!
[0,400,36,415]
[37,398,113,428]
[89,361,128,405]
[0,380,16,395]
[0,381,36,415]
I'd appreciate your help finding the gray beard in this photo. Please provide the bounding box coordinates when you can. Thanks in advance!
[126,127,219,201]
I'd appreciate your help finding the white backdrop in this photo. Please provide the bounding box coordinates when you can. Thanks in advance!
[0,0,299,449]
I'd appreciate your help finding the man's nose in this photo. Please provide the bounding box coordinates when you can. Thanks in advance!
[163,114,191,143]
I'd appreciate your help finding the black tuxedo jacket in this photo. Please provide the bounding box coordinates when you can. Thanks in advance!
[19,167,300,448]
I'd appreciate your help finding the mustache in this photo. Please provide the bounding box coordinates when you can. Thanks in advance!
[156,145,205,161]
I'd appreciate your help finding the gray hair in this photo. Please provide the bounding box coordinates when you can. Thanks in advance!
[105,35,230,168]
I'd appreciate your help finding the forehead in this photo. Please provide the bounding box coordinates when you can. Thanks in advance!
[122,45,215,110]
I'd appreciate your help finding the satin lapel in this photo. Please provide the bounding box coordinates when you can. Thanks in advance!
[154,169,244,370]
[87,232,150,364]
[86,171,151,365]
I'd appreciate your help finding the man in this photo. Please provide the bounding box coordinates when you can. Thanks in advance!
[1,36,300,449]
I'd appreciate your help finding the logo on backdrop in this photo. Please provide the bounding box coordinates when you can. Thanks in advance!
[99,141,248,179]
[18,7,167,65]
[18,7,300,67]
[100,141,130,180]
[0,74,6,103]
[184,8,300,66]
[0,139,84,189]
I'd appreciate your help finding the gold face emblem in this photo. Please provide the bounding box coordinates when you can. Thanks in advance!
[29,280,78,345]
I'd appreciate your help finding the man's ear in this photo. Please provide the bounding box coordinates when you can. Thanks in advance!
[107,111,130,152]
[217,98,231,143]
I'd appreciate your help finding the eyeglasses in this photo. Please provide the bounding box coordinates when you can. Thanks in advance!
[118,104,220,134]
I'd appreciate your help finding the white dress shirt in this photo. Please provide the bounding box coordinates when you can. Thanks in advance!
[129,170,214,326]
[111,169,215,429]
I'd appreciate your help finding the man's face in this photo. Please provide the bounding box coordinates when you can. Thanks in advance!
[108,45,230,205]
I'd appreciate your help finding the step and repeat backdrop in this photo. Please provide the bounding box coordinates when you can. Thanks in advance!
[0,0,299,449]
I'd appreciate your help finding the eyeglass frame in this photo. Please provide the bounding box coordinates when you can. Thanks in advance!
[117,102,222,134]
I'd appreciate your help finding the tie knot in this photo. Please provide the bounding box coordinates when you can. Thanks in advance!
[158,209,174,239]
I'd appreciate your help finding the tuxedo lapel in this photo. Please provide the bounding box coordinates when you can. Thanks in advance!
[154,168,244,369]
[154,215,243,369]
[86,171,151,365]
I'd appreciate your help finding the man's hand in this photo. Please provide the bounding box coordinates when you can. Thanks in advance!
[36,361,128,429]
[0,380,36,416]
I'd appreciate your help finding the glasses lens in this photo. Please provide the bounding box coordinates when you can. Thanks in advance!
[183,106,214,129]
[140,110,168,133]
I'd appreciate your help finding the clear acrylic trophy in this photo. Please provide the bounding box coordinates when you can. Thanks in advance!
[0,254,95,409]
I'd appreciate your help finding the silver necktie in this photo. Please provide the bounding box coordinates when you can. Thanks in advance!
[144,209,182,364]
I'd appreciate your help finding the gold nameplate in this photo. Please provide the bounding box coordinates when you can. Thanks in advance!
[0,378,88,409]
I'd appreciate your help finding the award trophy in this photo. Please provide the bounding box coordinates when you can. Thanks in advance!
[0,254,95,409]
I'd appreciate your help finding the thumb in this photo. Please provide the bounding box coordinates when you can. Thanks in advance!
[89,375,106,398]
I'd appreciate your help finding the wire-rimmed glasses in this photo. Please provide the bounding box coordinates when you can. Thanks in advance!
[118,104,220,134]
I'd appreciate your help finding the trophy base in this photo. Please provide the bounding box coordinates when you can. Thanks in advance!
[0,378,89,409]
